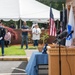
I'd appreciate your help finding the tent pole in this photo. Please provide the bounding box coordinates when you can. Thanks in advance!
[15,21,17,29]
[20,19,21,29]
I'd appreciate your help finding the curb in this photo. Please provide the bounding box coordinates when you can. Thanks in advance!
[0,49,37,61]
[0,56,28,61]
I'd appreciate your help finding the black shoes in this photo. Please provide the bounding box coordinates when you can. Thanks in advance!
[25,48,28,50]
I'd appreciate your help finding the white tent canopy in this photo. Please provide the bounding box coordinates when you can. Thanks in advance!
[0,0,60,22]
[0,0,20,21]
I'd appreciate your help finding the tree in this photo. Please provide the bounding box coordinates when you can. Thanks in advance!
[36,0,65,10]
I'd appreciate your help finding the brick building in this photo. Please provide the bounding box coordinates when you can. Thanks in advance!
[66,0,75,19]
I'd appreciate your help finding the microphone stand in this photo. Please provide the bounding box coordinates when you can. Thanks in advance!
[58,40,61,75]
[56,39,62,75]
[52,37,62,75]
[57,37,66,75]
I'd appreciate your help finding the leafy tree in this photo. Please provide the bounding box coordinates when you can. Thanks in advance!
[36,0,65,10]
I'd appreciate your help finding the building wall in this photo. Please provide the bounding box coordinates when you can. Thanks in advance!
[66,0,75,19]
[66,0,72,2]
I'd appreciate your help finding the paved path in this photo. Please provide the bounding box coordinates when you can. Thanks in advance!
[0,49,38,75]
[0,49,48,75]
[0,61,27,75]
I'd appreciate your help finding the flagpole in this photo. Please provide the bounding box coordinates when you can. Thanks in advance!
[49,3,51,36]
[58,4,65,75]
[50,3,51,27]
[62,4,65,23]
[58,40,61,75]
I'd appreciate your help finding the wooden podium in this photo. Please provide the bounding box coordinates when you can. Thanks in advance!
[47,46,75,75]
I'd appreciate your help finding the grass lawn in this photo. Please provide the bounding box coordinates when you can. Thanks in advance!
[0,45,37,56]
[0,45,25,56]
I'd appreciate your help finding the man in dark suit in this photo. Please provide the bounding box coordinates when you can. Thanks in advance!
[0,21,6,56]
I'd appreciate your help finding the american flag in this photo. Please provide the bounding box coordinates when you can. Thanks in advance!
[49,7,57,36]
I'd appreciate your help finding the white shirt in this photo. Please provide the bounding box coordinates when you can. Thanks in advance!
[32,27,41,40]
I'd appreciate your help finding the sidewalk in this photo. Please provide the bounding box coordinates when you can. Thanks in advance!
[0,49,38,61]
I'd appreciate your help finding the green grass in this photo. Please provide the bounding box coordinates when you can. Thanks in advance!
[0,45,26,56]
[0,45,37,56]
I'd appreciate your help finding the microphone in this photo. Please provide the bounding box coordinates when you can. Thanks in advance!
[57,29,61,35]
[57,30,68,39]
[66,30,74,38]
